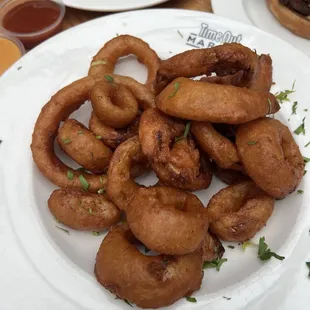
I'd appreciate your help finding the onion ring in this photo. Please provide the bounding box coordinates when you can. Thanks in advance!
[90,81,138,128]
[88,35,160,92]
[89,111,140,149]
[191,121,241,170]
[48,188,120,231]
[207,181,275,241]
[95,223,203,309]
[31,75,152,192]
[106,136,146,211]
[156,78,280,124]
[57,119,112,174]
[127,186,208,255]
[202,231,225,262]
[236,117,304,198]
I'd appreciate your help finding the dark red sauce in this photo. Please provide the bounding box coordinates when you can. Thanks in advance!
[3,0,61,33]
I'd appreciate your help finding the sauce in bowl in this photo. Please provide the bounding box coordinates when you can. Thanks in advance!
[0,0,65,48]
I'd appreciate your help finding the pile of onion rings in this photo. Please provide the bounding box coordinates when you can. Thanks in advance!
[30,34,304,309]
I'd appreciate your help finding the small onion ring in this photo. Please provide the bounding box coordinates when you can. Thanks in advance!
[207,181,274,242]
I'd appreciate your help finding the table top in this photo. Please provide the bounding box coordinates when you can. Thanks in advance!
[63,0,213,30]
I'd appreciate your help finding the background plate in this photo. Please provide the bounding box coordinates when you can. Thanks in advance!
[63,0,170,12]
[211,0,310,57]
[0,9,310,310]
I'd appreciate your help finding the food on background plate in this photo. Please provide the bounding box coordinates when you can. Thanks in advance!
[267,0,310,39]
[30,34,303,308]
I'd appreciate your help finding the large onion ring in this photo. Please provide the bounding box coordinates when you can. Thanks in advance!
[156,78,280,124]
[88,35,160,92]
[95,223,203,309]
[207,181,275,241]
[127,186,208,255]
[236,117,304,198]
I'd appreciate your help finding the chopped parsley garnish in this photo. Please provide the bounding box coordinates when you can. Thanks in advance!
[144,246,150,254]
[177,30,184,38]
[275,81,295,103]
[223,296,231,300]
[297,190,304,194]
[96,135,102,139]
[294,117,306,135]
[175,121,191,142]
[247,141,257,145]
[186,296,197,303]
[305,142,310,147]
[17,66,22,70]
[227,245,235,249]
[292,101,298,115]
[305,109,308,112]
[306,262,310,278]
[67,170,74,180]
[91,60,107,67]
[104,74,114,83]
[79,175,89,191]
[203,257,227,271]
[124,299,133,307]
[168,81,180,98]
[93,231,103,236]
[304,156,310,164]
[257,237,285,261]
[97,188,105,194]
[55,226,70,235]
[242,240,256,251]
[304,170,307,175]
[62,137,71,144]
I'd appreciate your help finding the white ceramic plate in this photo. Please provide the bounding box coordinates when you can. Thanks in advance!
[0,9,310,310]
[211,0,310,57]
[63,0,169,12]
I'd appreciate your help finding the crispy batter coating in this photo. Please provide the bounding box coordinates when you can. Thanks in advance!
[236,118,304,198]
[139,108,212,190]
[107,136,146,211]
[127,187,208,255]
[214,165,249,185]
[90,82,139,128]
[192,121,241,170]
[57,119,112,174]
[156,78,280,124]
[48,188,120,231]
[95,224,203,309]
[207,181,274,241]
[88,35,160,92]
[202,231,225,262]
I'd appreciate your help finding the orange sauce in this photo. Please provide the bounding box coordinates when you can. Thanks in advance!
[0,37,22,75]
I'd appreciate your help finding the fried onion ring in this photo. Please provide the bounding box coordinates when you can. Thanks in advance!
[95,224,203,309]
[89,111,140,149]
[48,188,120,231]
[107,136,146,211]
[127,186,208,255]
[236,118,304,198]
[90,82,138,128]
[88,35,160,92]
[139,108,212,190]
[202,231,225,262]
[156,78,280,124]
[31,75,152,192]
[57,119,112,174]
[192,121,241,170]
[207,181,274,241]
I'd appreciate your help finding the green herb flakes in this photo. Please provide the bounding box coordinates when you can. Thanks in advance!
[306,262,310,278]
[275,81,295,103]
[223,296,231,300]
[247,141,257,145]
[203,257,227,271]
[294,117,306,135]
[67,170,74,180]
[242,240,256,251]
[55,226,70,235]
[79,175,89,191]
[62,137,71,144]
[168,81,180,98]
[93,231,102,236]
[124,299,133,307]
[175,121,191,142]
[292,101,298,115]
[303,156,310,164]
[177,30,184,38]
[257,237,285,261]
[96,135,102,139]
[297,190,304,194]
[104,74,114,83]
[186,296,197,303]
[227,245,235,249]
